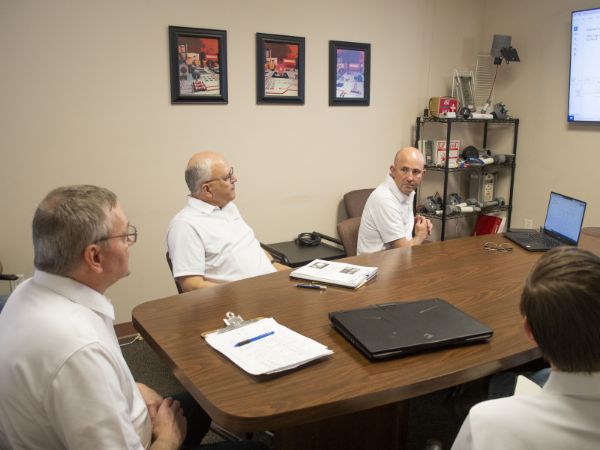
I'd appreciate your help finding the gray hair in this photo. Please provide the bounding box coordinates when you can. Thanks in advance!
[32,185,117,276]
[185,158,214,195]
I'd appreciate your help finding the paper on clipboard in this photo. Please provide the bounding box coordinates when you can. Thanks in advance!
[204,317,333,375]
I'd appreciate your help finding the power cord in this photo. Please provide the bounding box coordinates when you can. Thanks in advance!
[119,333,144,347]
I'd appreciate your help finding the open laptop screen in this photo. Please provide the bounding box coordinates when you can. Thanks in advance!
[544,192,587,243]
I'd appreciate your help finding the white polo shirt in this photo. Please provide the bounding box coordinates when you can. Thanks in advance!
[0,271,151,450]
[167,197,275,283]
[452,371,600,450]
[357,175,415,255]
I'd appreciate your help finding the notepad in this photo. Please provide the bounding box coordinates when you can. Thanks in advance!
[204,317,333,375]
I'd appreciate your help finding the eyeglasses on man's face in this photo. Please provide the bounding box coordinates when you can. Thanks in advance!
[203,167,235,185]
[96,224,138,245]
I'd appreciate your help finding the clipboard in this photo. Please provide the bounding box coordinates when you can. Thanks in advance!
[201,312,333,376]
[201,311,264,338]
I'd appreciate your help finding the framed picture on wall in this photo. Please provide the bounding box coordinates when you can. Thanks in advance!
[169,26,228,104]
[329,41,370,106]
[256,33,305,104]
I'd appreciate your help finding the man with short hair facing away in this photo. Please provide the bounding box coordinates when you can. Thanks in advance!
[452,247,600,450]
[357,147,433,255]
[167,152,285,292]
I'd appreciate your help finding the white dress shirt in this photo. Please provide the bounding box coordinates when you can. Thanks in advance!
[357,175,415,255]
[452,371,600,450]
[0,271,151,450]
[167,197,275,283]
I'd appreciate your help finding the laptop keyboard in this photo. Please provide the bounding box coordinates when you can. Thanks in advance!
[521,233,561,247]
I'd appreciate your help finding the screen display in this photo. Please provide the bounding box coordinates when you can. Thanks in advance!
[544,192,586,243]
[568,8,600,122]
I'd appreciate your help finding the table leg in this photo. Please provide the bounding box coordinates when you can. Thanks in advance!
[273,401,409,450]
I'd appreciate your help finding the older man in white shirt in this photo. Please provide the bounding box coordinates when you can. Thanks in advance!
[0,185,266,450]
[167,152,285,292]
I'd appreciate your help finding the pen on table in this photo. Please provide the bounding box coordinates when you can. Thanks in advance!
[234,331,274,347]
[295,283,327,291]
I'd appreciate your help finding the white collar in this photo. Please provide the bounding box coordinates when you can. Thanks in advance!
[544,370,600,398]
[33,270,115,321]
[384,174,413,204]
[187,195,227,214]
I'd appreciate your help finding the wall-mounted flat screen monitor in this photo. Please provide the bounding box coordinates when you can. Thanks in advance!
[568,8,600,122]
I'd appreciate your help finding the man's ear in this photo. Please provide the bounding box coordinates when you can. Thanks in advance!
[83,244,104,274]
[389,165,395,178]
[200,183,212,197]
[523,316,536,342]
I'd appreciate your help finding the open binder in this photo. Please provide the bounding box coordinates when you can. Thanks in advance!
[202,312,333,376]
[290,259,378,289]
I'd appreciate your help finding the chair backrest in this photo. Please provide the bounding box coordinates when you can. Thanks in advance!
[337,217,362,257]
[582,227,600,238]
[0,260,20,313]
[165,252,184,294]
[344,189,374,218]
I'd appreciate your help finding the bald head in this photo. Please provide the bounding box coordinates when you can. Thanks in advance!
[185,151,224,195]
[393,147,424,167]
[390,147,426,195]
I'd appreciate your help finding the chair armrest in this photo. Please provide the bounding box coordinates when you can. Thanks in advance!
[260,243,290,266]
[312,231,343,246]
[0,274,18,281]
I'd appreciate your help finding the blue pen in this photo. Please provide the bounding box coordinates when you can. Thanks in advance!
[234,331,275,347]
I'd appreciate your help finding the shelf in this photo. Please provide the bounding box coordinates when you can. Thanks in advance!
[415,115,519,241]
[417,205,510,221]
[425,164,514,172]
[418,117,519,124]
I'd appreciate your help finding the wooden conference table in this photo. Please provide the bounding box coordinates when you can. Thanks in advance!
[133,233,600,450]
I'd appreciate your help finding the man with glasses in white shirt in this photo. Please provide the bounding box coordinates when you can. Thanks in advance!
[167,151,284,292]
[357,147,433,254]
[0,185,267,450]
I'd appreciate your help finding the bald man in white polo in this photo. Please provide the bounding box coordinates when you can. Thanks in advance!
[357,147,432,254]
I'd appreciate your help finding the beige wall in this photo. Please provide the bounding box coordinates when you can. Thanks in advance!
[483,0,600,229]
[4,0,597,323]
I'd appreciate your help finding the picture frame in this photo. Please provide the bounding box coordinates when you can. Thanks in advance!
[256,33,305,104]
[169,26,228,104]
[329,41,371,106]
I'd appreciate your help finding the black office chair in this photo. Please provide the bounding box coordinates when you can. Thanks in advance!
[165,252,184,294]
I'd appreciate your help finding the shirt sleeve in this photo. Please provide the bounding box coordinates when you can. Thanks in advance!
[167,219,206,278]
[43,343,149,450]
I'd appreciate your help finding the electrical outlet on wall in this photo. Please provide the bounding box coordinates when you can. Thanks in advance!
[523,218,533,229]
